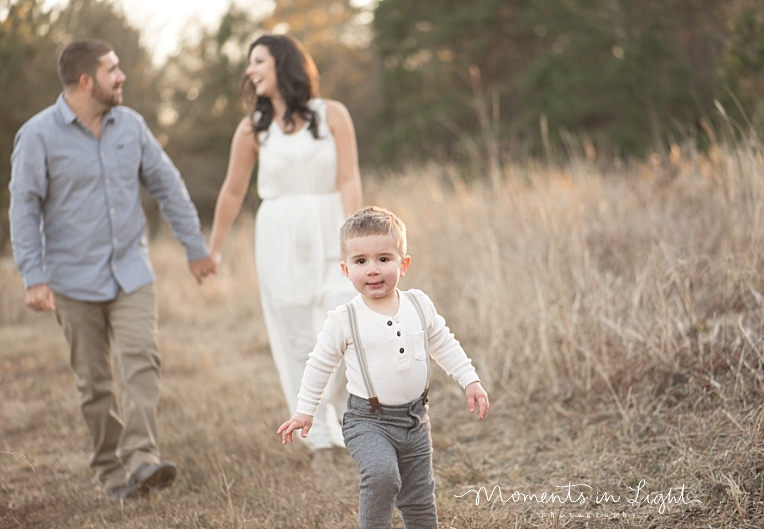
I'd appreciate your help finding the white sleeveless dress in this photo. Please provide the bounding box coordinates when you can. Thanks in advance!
[255,99,355,449]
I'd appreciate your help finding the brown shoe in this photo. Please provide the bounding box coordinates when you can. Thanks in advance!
[107,462,177,501]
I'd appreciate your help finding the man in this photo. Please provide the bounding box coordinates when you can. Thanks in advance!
[8,40,216,501]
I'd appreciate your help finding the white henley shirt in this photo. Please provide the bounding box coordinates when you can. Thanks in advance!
[296,289,481,415]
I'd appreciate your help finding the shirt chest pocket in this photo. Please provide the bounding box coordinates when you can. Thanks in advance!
[412,330,427,361]
[112,143,142,176]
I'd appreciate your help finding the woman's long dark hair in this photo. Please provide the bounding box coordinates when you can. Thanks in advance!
[242,34,320,141]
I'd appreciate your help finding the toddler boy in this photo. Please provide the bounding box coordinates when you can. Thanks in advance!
[278,206,489,529]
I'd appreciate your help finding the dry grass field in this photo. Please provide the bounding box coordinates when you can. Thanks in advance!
[2,141,764,528]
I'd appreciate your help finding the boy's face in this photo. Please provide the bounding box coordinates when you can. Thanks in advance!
[341,233,410,304]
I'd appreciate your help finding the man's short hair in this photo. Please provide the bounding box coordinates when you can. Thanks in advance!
[340,206,407,258]
[58,40,113,88]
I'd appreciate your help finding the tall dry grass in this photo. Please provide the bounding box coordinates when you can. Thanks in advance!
[364,141,764,526]
[2,138,764,527]
[368,142,764,409]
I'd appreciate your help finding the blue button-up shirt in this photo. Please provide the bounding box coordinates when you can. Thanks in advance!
[9,95,209,302]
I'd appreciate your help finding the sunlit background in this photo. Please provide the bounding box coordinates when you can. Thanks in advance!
[2,0,764,244]
[4,2,764,527]
[114,0,272,63]
[70,0,375,64]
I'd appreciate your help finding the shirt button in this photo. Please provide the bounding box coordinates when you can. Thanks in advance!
[109,208,115,215]
[113,237,118,243]
[399,348,404,354]
[397,331,401,336]
[387,321,393,326]
[105,179,111,185]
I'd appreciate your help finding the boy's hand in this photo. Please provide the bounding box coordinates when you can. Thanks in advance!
[277,413,314,444]
[465,381,489,420]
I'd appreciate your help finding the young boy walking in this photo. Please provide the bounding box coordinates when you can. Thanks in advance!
[278,206,489,529]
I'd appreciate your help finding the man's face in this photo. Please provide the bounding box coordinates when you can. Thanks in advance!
[91,51,126,107]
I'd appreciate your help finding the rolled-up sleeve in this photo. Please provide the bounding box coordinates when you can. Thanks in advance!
[9,126,48,289]
[136,115,208,261]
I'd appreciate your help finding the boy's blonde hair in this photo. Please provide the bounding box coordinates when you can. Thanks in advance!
[340,206,407,258]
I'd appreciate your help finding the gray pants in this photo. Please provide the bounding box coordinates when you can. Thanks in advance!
[342,394,438,529]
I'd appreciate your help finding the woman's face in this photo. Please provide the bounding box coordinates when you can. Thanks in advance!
[246,44,278,99]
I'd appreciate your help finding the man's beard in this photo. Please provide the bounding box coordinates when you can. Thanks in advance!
[92,78,122,107]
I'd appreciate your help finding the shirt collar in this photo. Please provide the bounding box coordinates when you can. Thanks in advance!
[55,93,118,126]
[55,94,78,125]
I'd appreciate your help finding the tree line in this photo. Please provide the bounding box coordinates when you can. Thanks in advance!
[2,0,764,251]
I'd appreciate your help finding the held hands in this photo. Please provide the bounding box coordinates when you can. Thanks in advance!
[188,255,217,284]
[277,413,314,444]
[25,284,56,312]
[210,250,222,268]
[465,381,490,420]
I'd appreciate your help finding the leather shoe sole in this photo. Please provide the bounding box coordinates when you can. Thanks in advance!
[107,462,177,501]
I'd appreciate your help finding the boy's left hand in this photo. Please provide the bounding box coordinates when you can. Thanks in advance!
[465,381,489,420]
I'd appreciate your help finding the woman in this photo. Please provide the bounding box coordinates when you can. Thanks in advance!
[209,34,363,459]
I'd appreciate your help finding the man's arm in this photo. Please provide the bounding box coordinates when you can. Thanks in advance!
[133,112,214,281]
[9,125,51,305]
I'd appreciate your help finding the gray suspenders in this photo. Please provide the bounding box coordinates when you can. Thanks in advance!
[405,291,432,405]
[345,291,431,410]
[346,301,380,409]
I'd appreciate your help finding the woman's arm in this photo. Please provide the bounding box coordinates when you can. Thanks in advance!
[209,118,259,262]
[326,100,363,217]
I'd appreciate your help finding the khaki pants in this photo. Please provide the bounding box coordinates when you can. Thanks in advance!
[54,283,162,489]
